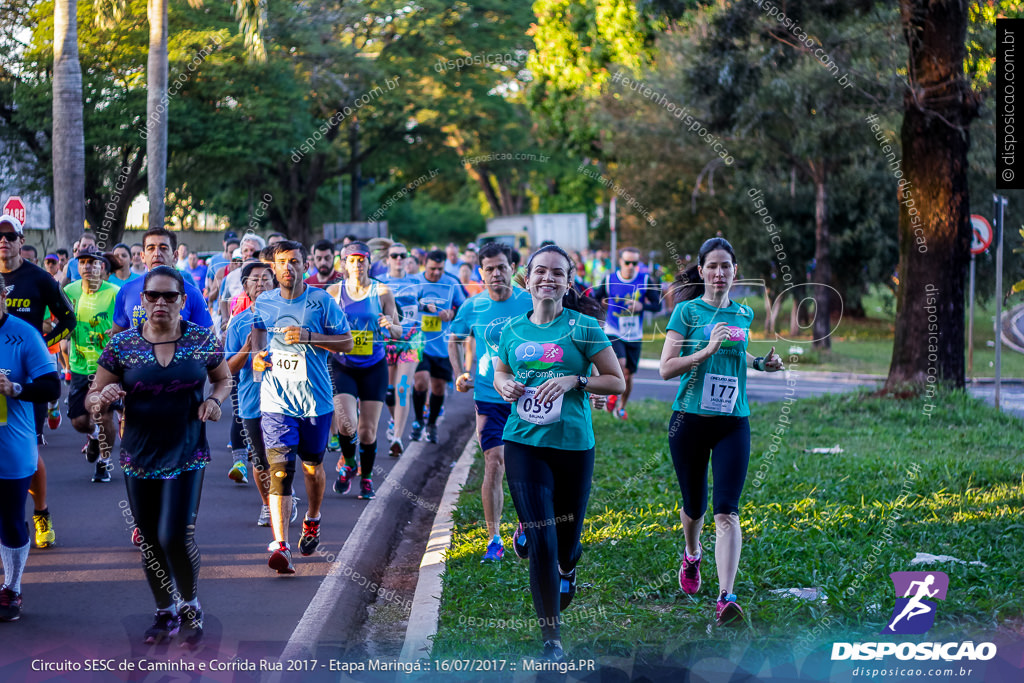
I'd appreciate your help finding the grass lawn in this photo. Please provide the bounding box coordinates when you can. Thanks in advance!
[431,393,1023,662]
[639,286,1024,379]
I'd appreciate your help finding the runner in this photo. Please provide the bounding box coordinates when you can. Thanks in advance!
[658,237,783,626]
[0,214,75,549]
[593,247,661,420]
[250,241,353,573]
[224,261,291,525]
[60,231,98,285]
[380,242,422,457]
[327,242,402,500]
[304,239,344,289]
[0,272,61,622]
[410,250,465,444]
[493,245,624,661]
[111,228,213,335]
[62,247,120,482]
[449,242,533,563]
[90,266,231,646]
[108,243,142,289]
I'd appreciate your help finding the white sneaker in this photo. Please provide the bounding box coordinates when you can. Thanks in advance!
[386,419,395,442]
[257,505,270,527]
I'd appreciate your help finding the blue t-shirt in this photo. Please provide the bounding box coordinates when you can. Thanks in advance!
[450,288,533,404]
[185,264,208,290]
[595,271,660,342]
[382,273,420,335]
[0,314,58,479]
[224,307,260,419]
[66,256,82,281]
[251,286,350,418]
[413,273,465,357]
[113,274,214,330]
[107,270,142,290]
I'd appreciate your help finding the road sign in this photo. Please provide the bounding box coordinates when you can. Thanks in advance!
[970,214,993,255]
[3,196,25,226]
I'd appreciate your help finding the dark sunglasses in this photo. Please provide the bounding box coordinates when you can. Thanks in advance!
[622,260,638,266]
[389,253,408,259]
[0,232,21,242]
[143,290,183,303]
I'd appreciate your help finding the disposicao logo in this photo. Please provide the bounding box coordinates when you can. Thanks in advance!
[831,571,997,662]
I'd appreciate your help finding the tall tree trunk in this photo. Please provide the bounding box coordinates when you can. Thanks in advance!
[52,0,85,249]
[887,1,978,390]
[810,161,831,349]
[146,0,168,229]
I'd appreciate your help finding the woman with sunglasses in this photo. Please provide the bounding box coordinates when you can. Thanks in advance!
[493,245,625,661]
[659,237,783,626]
[90,266,231,647]
[327,242,402,500]
[381,242,423,457]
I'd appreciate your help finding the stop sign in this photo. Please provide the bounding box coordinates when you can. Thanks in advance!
[3,197,26,226]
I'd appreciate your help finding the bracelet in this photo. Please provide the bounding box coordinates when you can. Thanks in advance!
[754,356,765,372]
[207,397,222,407]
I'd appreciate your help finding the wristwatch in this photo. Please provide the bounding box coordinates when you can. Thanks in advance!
[576,375,588,391]
[10,382,23,398]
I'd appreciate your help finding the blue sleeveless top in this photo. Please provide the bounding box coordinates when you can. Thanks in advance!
[334,280,386,367]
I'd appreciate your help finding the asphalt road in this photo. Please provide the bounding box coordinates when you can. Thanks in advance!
[0,384,476,680]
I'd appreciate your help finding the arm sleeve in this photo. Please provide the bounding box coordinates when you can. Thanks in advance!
[16,372,61,404]
[42,276,76,345]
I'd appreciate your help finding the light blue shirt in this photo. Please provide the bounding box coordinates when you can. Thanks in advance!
[251,287,350,418]
[224,308,260,419]
[413,273,465,358]
[0,314,57,478]
[450,288,533,404]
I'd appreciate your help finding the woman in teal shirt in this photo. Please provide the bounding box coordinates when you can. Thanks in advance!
[494,245,624,661]
[659,237,784,626]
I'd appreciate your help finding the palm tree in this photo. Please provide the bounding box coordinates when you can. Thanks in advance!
[52,0,85,248]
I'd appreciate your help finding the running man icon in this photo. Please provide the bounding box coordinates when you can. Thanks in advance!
[882,571,949,635]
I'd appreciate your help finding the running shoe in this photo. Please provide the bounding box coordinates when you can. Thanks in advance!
[615,408,628,421]
[0,585,22,622]
[257,504,270,527]
[85,437,100,463]
[92,459,111,483]
[512,523,529,559]
[425,423,438,444]
[358,478,375,500]
[716,592,744,626]
[606,395,617,413]
[410,421,423,442]
[132,527,144,547]
[33,512,55,548]
[333,466,353,495]
[679,543,702,595]
[386,419,395,442]
[143,610,180,644]
[299,518,321,556]
[481,540,504,563]
[389,439,403,457]
[328,434,340,452]
[228,460,248,484]
[291,496,301,524]
[47,404,61,430]
[542,640,566,663]
[559,567,577,610]
[179,607,204,649]
[268,542,296,574]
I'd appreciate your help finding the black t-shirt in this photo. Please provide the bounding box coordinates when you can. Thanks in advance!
[2,260,76,344]
[98,321,222,478]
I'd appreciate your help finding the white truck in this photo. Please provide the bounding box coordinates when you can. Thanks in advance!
[478,213,588,255]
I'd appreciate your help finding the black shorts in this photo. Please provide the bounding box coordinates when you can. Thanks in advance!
[68,372,93,420]
[416,353,454,383]
[611,339,643,374]
[331,358,389,402]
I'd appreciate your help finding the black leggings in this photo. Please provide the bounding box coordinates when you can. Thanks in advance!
[230,373,244,450]
[242,417,269,471]
[125,468,205,609]
[0,476,32,548]
[504,442,594,642]
[668,412,750,518]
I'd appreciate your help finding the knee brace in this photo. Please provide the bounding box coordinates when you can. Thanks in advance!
[385,385,396,408]
[267,447,297,496]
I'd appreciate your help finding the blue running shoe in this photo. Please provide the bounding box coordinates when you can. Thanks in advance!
[481,540,504,563]
[410,421,424,442]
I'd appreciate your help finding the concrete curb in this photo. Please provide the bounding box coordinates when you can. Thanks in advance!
[400,433,479,661]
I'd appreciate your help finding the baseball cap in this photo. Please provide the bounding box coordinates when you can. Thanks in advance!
[44,253,59,262]
[341,242,371,259]
[223,230,239,243]
[231,247,244,259]
[0,214,24,235]
[77,245,109,268]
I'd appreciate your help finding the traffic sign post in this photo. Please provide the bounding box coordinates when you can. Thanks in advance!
[3,197,26,226]
[967,214,993,379]
[993,196,1007,410]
